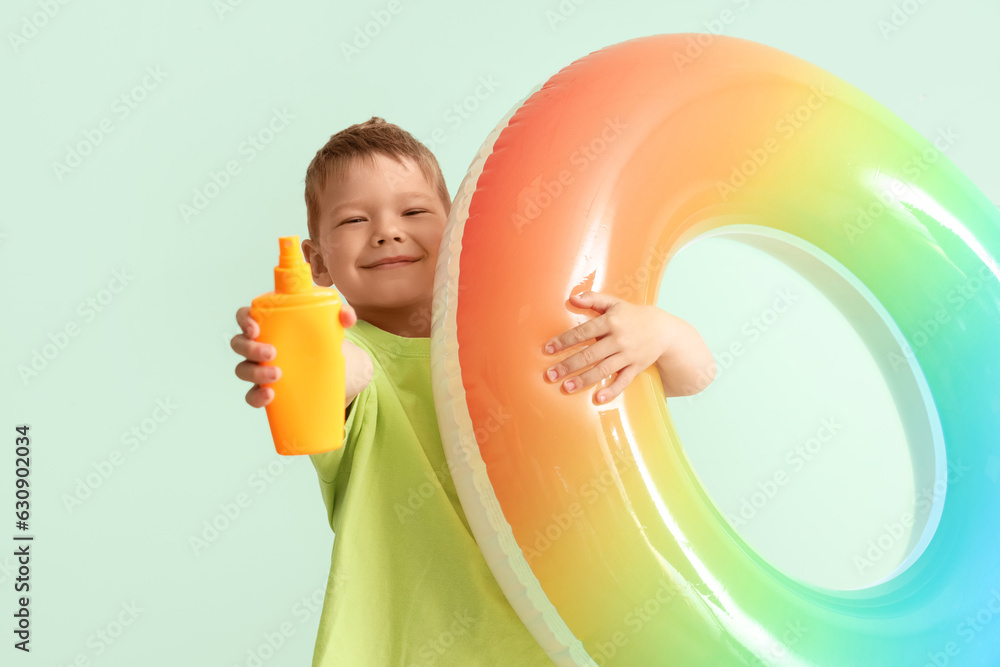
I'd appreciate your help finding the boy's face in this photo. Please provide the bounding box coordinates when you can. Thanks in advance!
[303,153,449,335]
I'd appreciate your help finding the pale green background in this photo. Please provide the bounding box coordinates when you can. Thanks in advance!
[2,0,997,664]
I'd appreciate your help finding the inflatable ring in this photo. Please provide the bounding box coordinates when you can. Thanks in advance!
[431,34,1000,666]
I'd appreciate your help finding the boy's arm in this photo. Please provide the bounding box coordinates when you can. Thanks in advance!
[653,315,716,397]
[344,337,374,410]
[543,292,716,403]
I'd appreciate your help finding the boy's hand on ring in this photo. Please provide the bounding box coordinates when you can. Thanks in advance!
[542,291,670,405]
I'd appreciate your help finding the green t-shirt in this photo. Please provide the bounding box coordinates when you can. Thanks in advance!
[308,319,554,667]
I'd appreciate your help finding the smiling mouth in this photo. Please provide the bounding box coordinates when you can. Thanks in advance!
[365,258,420,270]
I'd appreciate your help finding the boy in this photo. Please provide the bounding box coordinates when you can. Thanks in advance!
[230,117,716,666]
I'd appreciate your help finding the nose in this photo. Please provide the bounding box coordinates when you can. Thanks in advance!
[371,215,406,246]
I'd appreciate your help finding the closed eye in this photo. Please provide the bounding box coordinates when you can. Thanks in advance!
[340,210,425,225]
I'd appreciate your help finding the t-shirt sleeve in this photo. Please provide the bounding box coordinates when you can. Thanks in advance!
[308,336,376,531]
[342,381,370,449]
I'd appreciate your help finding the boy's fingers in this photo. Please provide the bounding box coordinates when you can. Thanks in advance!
[236,307,259,338]
[235,360,281,384]
[230,335,276,362]
[236,307,250,334]
[235,360,257,382]
[545,337,617,381]
[230,334,247,356]
[594,364,637,404]
[339,301,357,327]
[245,385,274,408]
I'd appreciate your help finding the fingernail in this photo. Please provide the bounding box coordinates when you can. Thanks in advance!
[597,391,607,403]
[267,347,276,360]
[546,368,557,381]
[545,343,555,354]
[564,379,576,392]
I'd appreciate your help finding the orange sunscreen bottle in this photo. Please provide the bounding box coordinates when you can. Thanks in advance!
[249,236,345,456]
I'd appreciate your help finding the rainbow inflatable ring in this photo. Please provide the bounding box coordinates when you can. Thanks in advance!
[430,34,1000,666]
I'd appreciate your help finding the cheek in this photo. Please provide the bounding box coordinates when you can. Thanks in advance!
[422,227,446,258]
[323,238,358,272]
[422,238,440,265]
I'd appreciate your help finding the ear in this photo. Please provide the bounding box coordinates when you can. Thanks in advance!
[301,237,333,287]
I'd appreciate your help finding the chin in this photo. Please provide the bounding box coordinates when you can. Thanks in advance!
[369,288,429,309]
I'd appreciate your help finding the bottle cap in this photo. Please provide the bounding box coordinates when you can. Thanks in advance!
[274,236,313,294]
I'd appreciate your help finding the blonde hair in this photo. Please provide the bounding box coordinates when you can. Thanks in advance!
[303,117,451,241]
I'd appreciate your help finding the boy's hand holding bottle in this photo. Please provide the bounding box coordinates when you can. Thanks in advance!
[231,236,373,455]
[231,301,357,408]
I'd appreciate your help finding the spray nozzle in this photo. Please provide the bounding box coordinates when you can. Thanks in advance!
[274,235,313,294]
